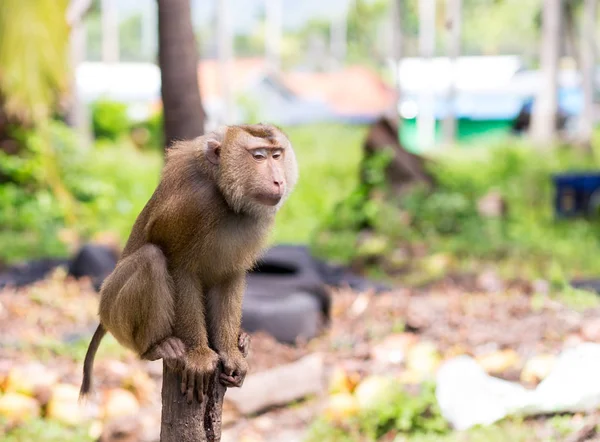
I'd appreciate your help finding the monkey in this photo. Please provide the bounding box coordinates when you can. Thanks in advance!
[79,124,298,403]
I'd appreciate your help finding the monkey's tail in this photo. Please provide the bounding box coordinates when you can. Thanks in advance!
[79,323,107,401]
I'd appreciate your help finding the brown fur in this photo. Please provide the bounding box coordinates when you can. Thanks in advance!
[80,124,298,402]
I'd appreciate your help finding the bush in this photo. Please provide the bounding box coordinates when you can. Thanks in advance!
[314,137,600,281]
[306,382,448,442]
[130,110,164,151]
[0,120,161,263]
[90,99,131,141]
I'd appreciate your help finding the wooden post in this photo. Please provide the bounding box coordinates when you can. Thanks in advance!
[160,334,249,442]
[160,367,225,442]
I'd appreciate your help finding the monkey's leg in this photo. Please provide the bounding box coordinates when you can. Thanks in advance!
[208,273,249,388]
[98,244,184,363]
[172,272,220,403]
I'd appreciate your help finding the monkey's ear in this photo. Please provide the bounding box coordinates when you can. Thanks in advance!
[205,139,221,165]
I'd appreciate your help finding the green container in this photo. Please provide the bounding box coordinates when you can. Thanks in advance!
[400,117,514,153]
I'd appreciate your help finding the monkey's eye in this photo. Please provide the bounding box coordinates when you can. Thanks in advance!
[272,150,283,160]
[251,149,267,161]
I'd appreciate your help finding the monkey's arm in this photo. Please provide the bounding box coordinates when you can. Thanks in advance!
[207,272,248,388]
[172,270,220,403]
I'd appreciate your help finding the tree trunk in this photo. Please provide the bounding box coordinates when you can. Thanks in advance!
[391,0,403,124]
[329,4,348,70]
[417,0,436,150]
[160,334,250,442]
[530,0,563,144]
[160,366,227,442]
[158,0,205,148]
[65,0,93,144]
[443,0,461,145]
[265,0,282,74]
[217,0,234,125]
[579,0,597,149]
[101,0,119,63]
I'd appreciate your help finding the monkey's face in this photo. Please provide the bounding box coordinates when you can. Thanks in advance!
[205,125,298,215]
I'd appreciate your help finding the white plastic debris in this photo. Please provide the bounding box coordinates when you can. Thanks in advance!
[435,343,600,430]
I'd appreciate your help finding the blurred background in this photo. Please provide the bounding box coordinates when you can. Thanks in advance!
[1,0,600,441]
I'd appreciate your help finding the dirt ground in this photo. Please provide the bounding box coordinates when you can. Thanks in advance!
[1,267,600,441]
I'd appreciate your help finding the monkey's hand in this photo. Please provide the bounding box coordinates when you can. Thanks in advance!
[141,336,186,363]
[180,347,220,404]
[238,331,251,358]
[219,349,249,388]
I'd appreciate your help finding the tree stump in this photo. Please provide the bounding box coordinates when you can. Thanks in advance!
[362,115,434,195]
[160,333,249,442]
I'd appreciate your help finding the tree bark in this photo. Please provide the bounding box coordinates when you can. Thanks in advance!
[160,366,226,442]
[530,0,563,144]
[579,0,597,149]
[160,334,249,442]
[158,0,205,148]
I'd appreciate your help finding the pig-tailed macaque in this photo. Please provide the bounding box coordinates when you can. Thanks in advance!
[80,124,298,403]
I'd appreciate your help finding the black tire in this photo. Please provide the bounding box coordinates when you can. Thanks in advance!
[241,290,323,344]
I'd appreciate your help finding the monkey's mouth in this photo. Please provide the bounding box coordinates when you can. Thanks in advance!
[254,193,282,206]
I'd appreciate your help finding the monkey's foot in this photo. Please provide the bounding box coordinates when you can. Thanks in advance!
[238,331,251,358]
[141,336,186,363]
[219,350,249,388]
[180,348,219,404]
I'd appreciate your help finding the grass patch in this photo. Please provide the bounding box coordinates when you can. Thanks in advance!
[316,136,600,282]
[8,333,130,363]
[0,418,93,442]
[0,122,364,263]
[271,124,366,244]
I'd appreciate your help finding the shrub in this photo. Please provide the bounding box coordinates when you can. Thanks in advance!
[90,99,131,141]
[0,120,161,263]
[314,137,600,280]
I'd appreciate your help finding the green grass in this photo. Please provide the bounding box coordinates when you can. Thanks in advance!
[0,418,93,442]
[271,124,366,244]
[0,123,363,263]
[306,417,583,442]
[6,333,130,363]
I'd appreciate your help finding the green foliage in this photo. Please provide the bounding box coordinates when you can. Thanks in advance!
[0,0,69,123]
[10,333,129,363]
[271,124,366,245]
[0,418,92,442]
[0,120,161,263]
[0,122,361,263]
[312,147,399,262]
[316,137,600,280]
[137,111,165,150]
[306,382,448,442]
[91,99,132,141]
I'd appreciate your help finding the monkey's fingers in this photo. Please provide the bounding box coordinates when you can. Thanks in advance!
[143,336,185,361]
[196,372,207,401]
[219,373,242,388]
[238,332,250,358]
[185,371,196,404]
[181,369,189,396]
[165,338,186,360]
